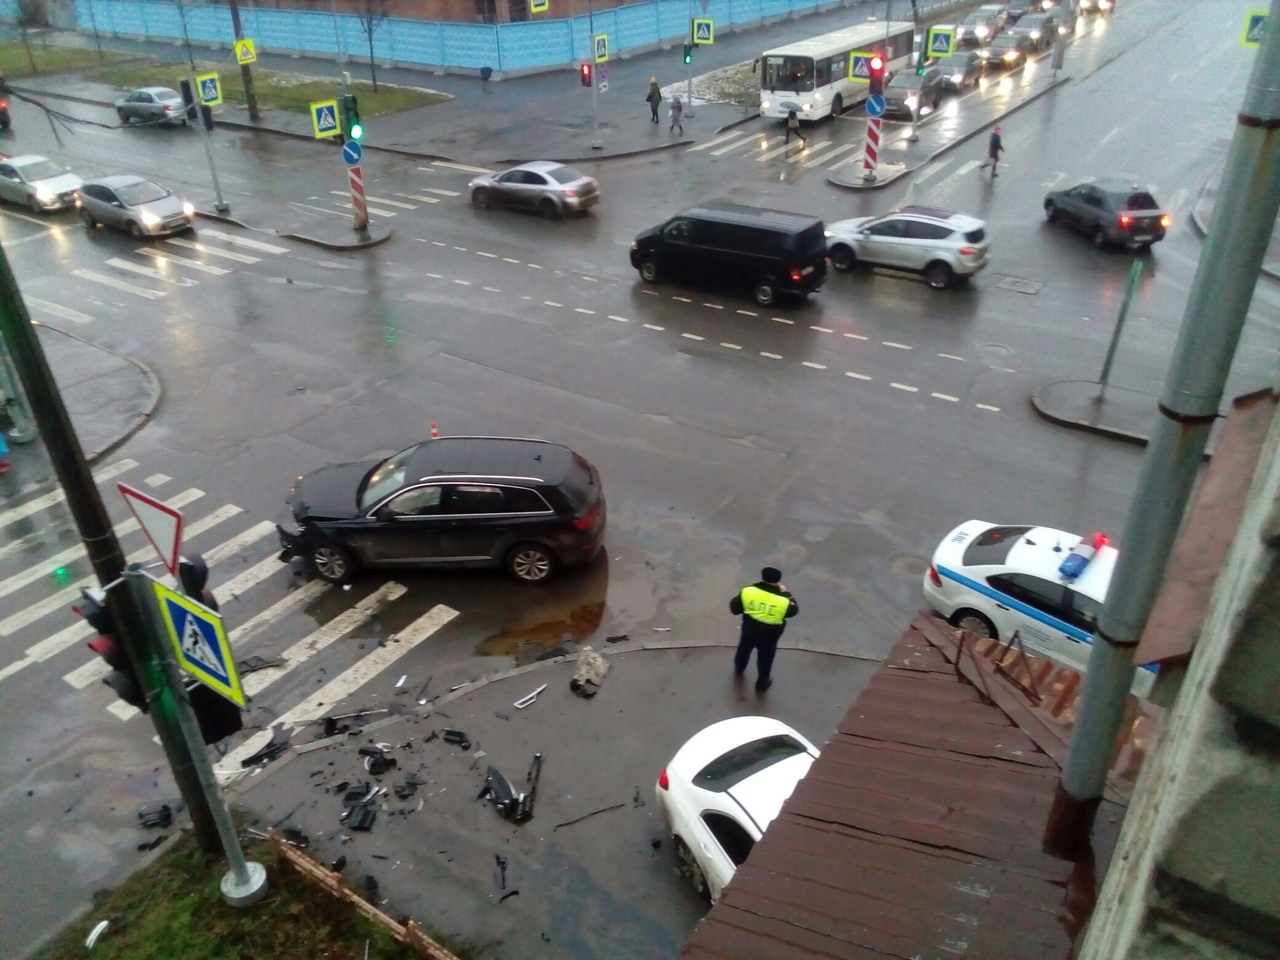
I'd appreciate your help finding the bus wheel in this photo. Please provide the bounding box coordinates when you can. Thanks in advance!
[831,94,843,117]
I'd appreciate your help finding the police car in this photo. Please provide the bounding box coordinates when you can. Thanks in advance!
[923,520,1130,681]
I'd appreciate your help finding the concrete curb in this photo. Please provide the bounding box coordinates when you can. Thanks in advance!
[714,111,762,135]
[496,137,696,166]
[1190,174,1280,282]
[194,209,394,251]
[1029,381,1150,446]
[32,321,163,463]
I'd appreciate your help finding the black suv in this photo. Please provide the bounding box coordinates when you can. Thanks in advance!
[277,436,606,585]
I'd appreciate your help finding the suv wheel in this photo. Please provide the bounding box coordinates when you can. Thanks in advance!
[829,244,856,272]
[117,108,129,124]
[1044,201,1059,222]
[310,542,358,585]
[753,280,777,306]
[1092,227,1109,249]
[79,207,96,228]
[639,258,659,283]
[506,543,556,584]
[538,197,560,220]
[676,839,711,900]
[924,261,954,290]
[471,187,491,209]
[951,609,996,639]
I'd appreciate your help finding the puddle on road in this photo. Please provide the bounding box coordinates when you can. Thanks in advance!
[475,601,606,665]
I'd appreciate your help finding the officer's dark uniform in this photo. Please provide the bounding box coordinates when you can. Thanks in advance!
[730,566,799,691]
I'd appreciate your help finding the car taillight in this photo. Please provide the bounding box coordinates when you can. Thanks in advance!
[164,103,172,111]
[1119,214,1132,226]
[790,268,802,281]
[658,769,669,791]
[0,99,7,109]
[564,189,576,197]
[1160,214,1171,227]
[571,503,599,531]
[927,564,942,588]
[958,246,976,255]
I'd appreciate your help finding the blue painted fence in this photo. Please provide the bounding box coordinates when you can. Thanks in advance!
[0,0,20,22]
[73,0,853,73]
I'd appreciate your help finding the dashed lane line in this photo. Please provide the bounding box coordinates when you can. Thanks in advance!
[608,315,630,322]
[760,352,782,359]
[976,403,1002,412]
[428,161,494,174]
[681,333,705,340]
[890,382,920,392]
[932,393,959,402]
[939,353,966,361]
[802,361,826,369]
[883,341,912,350]
[721,342,742,349]
[643,323,664,330]
[845,372,872,380]
[844,333,868,340]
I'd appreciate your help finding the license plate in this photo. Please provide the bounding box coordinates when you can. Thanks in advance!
[1132,234,1152,242]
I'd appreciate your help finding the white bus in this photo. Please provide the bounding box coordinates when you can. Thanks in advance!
[759,20,917,121]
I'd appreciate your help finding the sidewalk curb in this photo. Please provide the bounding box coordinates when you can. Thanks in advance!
[33,321,163,463]
[714,111,762,135]
[1029,380,1150,446]
[194,209,394,251]
[497,137,696,166]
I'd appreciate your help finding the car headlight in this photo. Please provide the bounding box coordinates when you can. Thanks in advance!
[1004,51,1018,59]
[182,202,194,217]
[630,240,638,250]
[976,25,989,37]
[140,211,162,226]
[35,186,54,201]
[761,99,770,109]
[905,95,919,108]
[802,103,811,111]
[824,229,833,237]
[1030,29,1041,37]
[951,73,963,83]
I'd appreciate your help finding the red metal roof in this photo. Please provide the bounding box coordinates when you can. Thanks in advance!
[679,615,1123,960]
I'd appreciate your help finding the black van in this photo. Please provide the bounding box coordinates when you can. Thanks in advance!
[630,201,828,306]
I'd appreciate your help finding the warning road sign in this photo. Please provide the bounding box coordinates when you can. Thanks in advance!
[195,72,222,106]
[529,0,548,11]
[234,38,257,64]
[119,483,183,576]
[1241,9,1267,46]
[310,98,341,138]
[594,33,609,63]
[849,51,873,83]
[692,18,714,44]
[927,27,955,57]
[152,578,244,707]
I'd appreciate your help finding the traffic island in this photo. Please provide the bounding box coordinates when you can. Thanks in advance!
[828,160,909,191]
[1030,379,1159,445]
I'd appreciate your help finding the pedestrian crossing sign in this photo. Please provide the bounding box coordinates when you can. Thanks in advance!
[693,18,714,44]
[594,33,609,64]
[1241,10,1267,47]
[152,578,245,707]
[849,51,873,83]
[927,27,955,57]
[310,98,341,138]
[195,72,222,106]
[529,0,548,11]
[234,38,256,65]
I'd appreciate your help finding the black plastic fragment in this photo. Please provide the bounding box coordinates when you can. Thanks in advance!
[138,804,172,829]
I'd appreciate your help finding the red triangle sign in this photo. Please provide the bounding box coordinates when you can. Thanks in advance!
[119,483,184,576]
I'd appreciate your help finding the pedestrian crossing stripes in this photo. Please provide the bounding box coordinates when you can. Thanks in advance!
[687,128,880,172]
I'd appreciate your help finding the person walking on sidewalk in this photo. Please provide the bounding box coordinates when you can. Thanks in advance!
[646,77,662,123]
[670,95,684,135]
[979,124,1004,177]
[785,108,807,147]
[730,566,799,692]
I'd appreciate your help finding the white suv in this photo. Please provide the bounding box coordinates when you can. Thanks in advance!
[825,205,990,289]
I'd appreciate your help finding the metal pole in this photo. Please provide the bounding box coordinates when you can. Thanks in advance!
[0,243,222,853]
[226,0,261,122]
[589,0,601,148]
[1043,0,1280,859]
[0,329,36,442]
[127,570,268,907]
[198,117,230,214]
[330,0,346,66]
[1095,258,1143,401]
[685,0,695,119]
[87,1,103,61]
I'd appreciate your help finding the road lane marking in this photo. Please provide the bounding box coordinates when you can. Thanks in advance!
[203,519,276,566]
[802,361,826,369]
[976,403,1001,412]
[426,272,442,278]
[689,130,753,152]
[453,279,471,285]
[758,141,801,161]
[483,286,500,292]
[1099,127,1120,144]
[931,393,959,402]
[395,193,440,204]
[424,187,461,197]
[25,296,95,323]
[165,237,260,263]
[197,229,289,254]
[703,303,723,309]
[681,333,704,340]
[845,371,872,380]
[643,323,664,330]
[736,309,757,316]
[882,341,911,350]
[476,251,497,258]
[527,263,542,269]
[544,300,562,307]
[144,473,171,487]
[771,317,793,324]
[430,161,494,174]
[672,296,691,302]
[334,200,396,217]
[72,269,166,299]
[212,553,286,606]
[954,160,981,177]
[721,342,741,349]
[364,195,418,209]
[608,315,629,322]
[105,257,199,287]
[288,201,349,218]
[134,248,231,275]
[810,325,831,332]
[891,382,919,392]
[708,133,763,156]
[760,351,782,359]
[453,246,467,251]
[938,352,965,361]
[803,143,859,168]
[574,308,595,314]
[0,459,136,529]
[787,140,831,164]
[1,209,62,228]
[502,257,520,263]
[844,332,868,340]
[914,160,948,184]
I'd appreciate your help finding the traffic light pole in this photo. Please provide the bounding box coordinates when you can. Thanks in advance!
[0,243,222,854]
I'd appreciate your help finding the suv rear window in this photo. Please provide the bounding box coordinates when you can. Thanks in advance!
[694,735,809,791]
[559,452,598,510]
[964,227,986,243]
[794,223,826,258]
[961,525,1032,566]
[547,165,586,184]
[1123,192,1158,210]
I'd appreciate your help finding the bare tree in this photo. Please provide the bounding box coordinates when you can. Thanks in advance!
[173,0,196,71]
[354,0,388,93]
[17,0,46,73]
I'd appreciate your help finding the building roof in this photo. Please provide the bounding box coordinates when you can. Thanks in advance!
[679,614,1126,960]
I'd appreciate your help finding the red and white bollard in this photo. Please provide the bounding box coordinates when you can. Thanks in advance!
[430,423,439,439]
[862,115,881,183]
[348,163,369,232]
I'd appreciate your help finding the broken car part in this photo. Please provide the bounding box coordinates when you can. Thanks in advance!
[513,683,548,709]
[138,804,173,829]
[442,729,472,750]
[552,802,626,832]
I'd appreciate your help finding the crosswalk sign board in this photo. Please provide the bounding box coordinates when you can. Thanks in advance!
[927,27,955,57]
[529,0,548,11]
[594,33,608,64]
[195,72,222,106]
[693,18,714,44]
[234,38,256,65]
[1241,10,1267,47]
[310,98,341,138]
[152,578,245,707]
[848,51,873,83]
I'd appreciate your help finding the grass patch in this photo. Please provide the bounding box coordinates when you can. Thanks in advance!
[0,40,132,78]
[34,831,474,960]
[87,58,450,116]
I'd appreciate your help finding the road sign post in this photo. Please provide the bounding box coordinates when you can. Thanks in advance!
[189,73,229,213]
[227,0,259,121]
[591,33,607,149]
[863,115,881,182]
[348,163,370,234]
[310,98,341,139]
[1242,9,1267,46]
[119,483,182,576]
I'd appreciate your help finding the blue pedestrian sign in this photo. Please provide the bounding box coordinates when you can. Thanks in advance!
[849,52,873,83]
[342,139,363,166]
[310,98,341,139]
[692,18,714,44]
[594,33,609,64]
[152,578,245,707]
[927,27,956,57]
[1241,9,1267,47]
[195,72,222,107]
[866,94,885,118]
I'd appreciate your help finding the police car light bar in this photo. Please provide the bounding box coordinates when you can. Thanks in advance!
[1059,531,1109,580]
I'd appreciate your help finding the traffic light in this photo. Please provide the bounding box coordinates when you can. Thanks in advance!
[179,78,198,123]
[579,62,592,87]
[916,51,926,75]
[868,54,885,96]
[342,93,363,140]
[683,42,693,64]
[77,587,149,713]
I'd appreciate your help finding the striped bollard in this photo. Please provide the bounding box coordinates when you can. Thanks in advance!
[348,163,369,232]
[862,115,881,183]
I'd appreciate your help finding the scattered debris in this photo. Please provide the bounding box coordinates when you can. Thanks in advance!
[137,835,167,851]
[416,676,433,704]
[632,786,646,808]
[442,729,471,750]
[478,752,543,823]
[138,804,173,829]
[651,839,662,850]
[424,730,439,744]
[361,746,397,776]
[513,683,548,709]
[342,805,377,831]
[494,711,510,721]
[330,854,347,872]
[396,675,408,688]
[542,933,551,943]
[605,634,630,644]
[372,854,390,860]
[241,724,292,768]
[494,854,508,889]
[552,802,626,832]
[448,681,472,693]
[237,654,286,675]
[364,874,380,903]
[281,827,310,848]
[569,646,610,698]
[500,890,520,903]
[344,782,376,804]
[85,920,109,949]
[245,827,270,840]
[473,750,487,761]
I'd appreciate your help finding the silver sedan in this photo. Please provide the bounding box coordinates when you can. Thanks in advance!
[77,175,195,238]
[0,154,82,213]
[468,161,600,219]
[115,86,187,125]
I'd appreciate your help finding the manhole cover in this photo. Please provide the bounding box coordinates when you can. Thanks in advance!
[997,276,1043,295]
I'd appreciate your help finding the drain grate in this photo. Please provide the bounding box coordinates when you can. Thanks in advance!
[996,276,1043,295]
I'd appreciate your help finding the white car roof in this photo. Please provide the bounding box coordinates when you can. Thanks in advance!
[726,751,815,832]
[933,520,1117,601]
[667,715,805,781]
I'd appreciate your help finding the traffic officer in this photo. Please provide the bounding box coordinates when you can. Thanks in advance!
[730,566,799,692]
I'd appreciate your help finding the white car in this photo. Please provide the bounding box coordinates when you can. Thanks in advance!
[922,520,1155,694]
[655,716,818,903]
[825,205,990,289]
[0,154,82,213]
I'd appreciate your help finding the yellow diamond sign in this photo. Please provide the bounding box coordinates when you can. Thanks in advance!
[235,38,257,65]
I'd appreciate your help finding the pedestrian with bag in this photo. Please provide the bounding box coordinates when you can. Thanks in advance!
[785,108,807,147]
[979,124,1004,177]
[670,95,684,135]
[646,77,662,123]
[730,566,799,692]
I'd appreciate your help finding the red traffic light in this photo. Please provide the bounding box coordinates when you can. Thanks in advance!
[580,62,592,87]
[869,55,884,71]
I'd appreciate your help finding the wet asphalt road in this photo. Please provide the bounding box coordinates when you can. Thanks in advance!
[2,0,1279,955]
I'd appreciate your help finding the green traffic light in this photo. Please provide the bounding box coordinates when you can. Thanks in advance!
[351,122,364,140]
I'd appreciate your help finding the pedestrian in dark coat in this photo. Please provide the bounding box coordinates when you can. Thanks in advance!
[785,108,807,147]
[730,566,799,692]
[646,77,662,123]
[979,124,1004,177]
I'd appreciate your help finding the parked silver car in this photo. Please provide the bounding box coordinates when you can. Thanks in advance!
[115,87,187,126]
[468,161,600,219]
[78,175,195,238]
[825,205,991,289]
[0,154,82,213]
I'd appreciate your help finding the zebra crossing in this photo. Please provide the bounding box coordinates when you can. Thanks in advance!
[688,128,871,171]
[319,161,473,218]
[0,458,461,781]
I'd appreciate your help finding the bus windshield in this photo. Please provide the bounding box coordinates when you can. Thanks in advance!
[762,55,814,92]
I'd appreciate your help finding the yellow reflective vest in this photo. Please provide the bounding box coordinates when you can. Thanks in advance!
[739,585,790,625]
